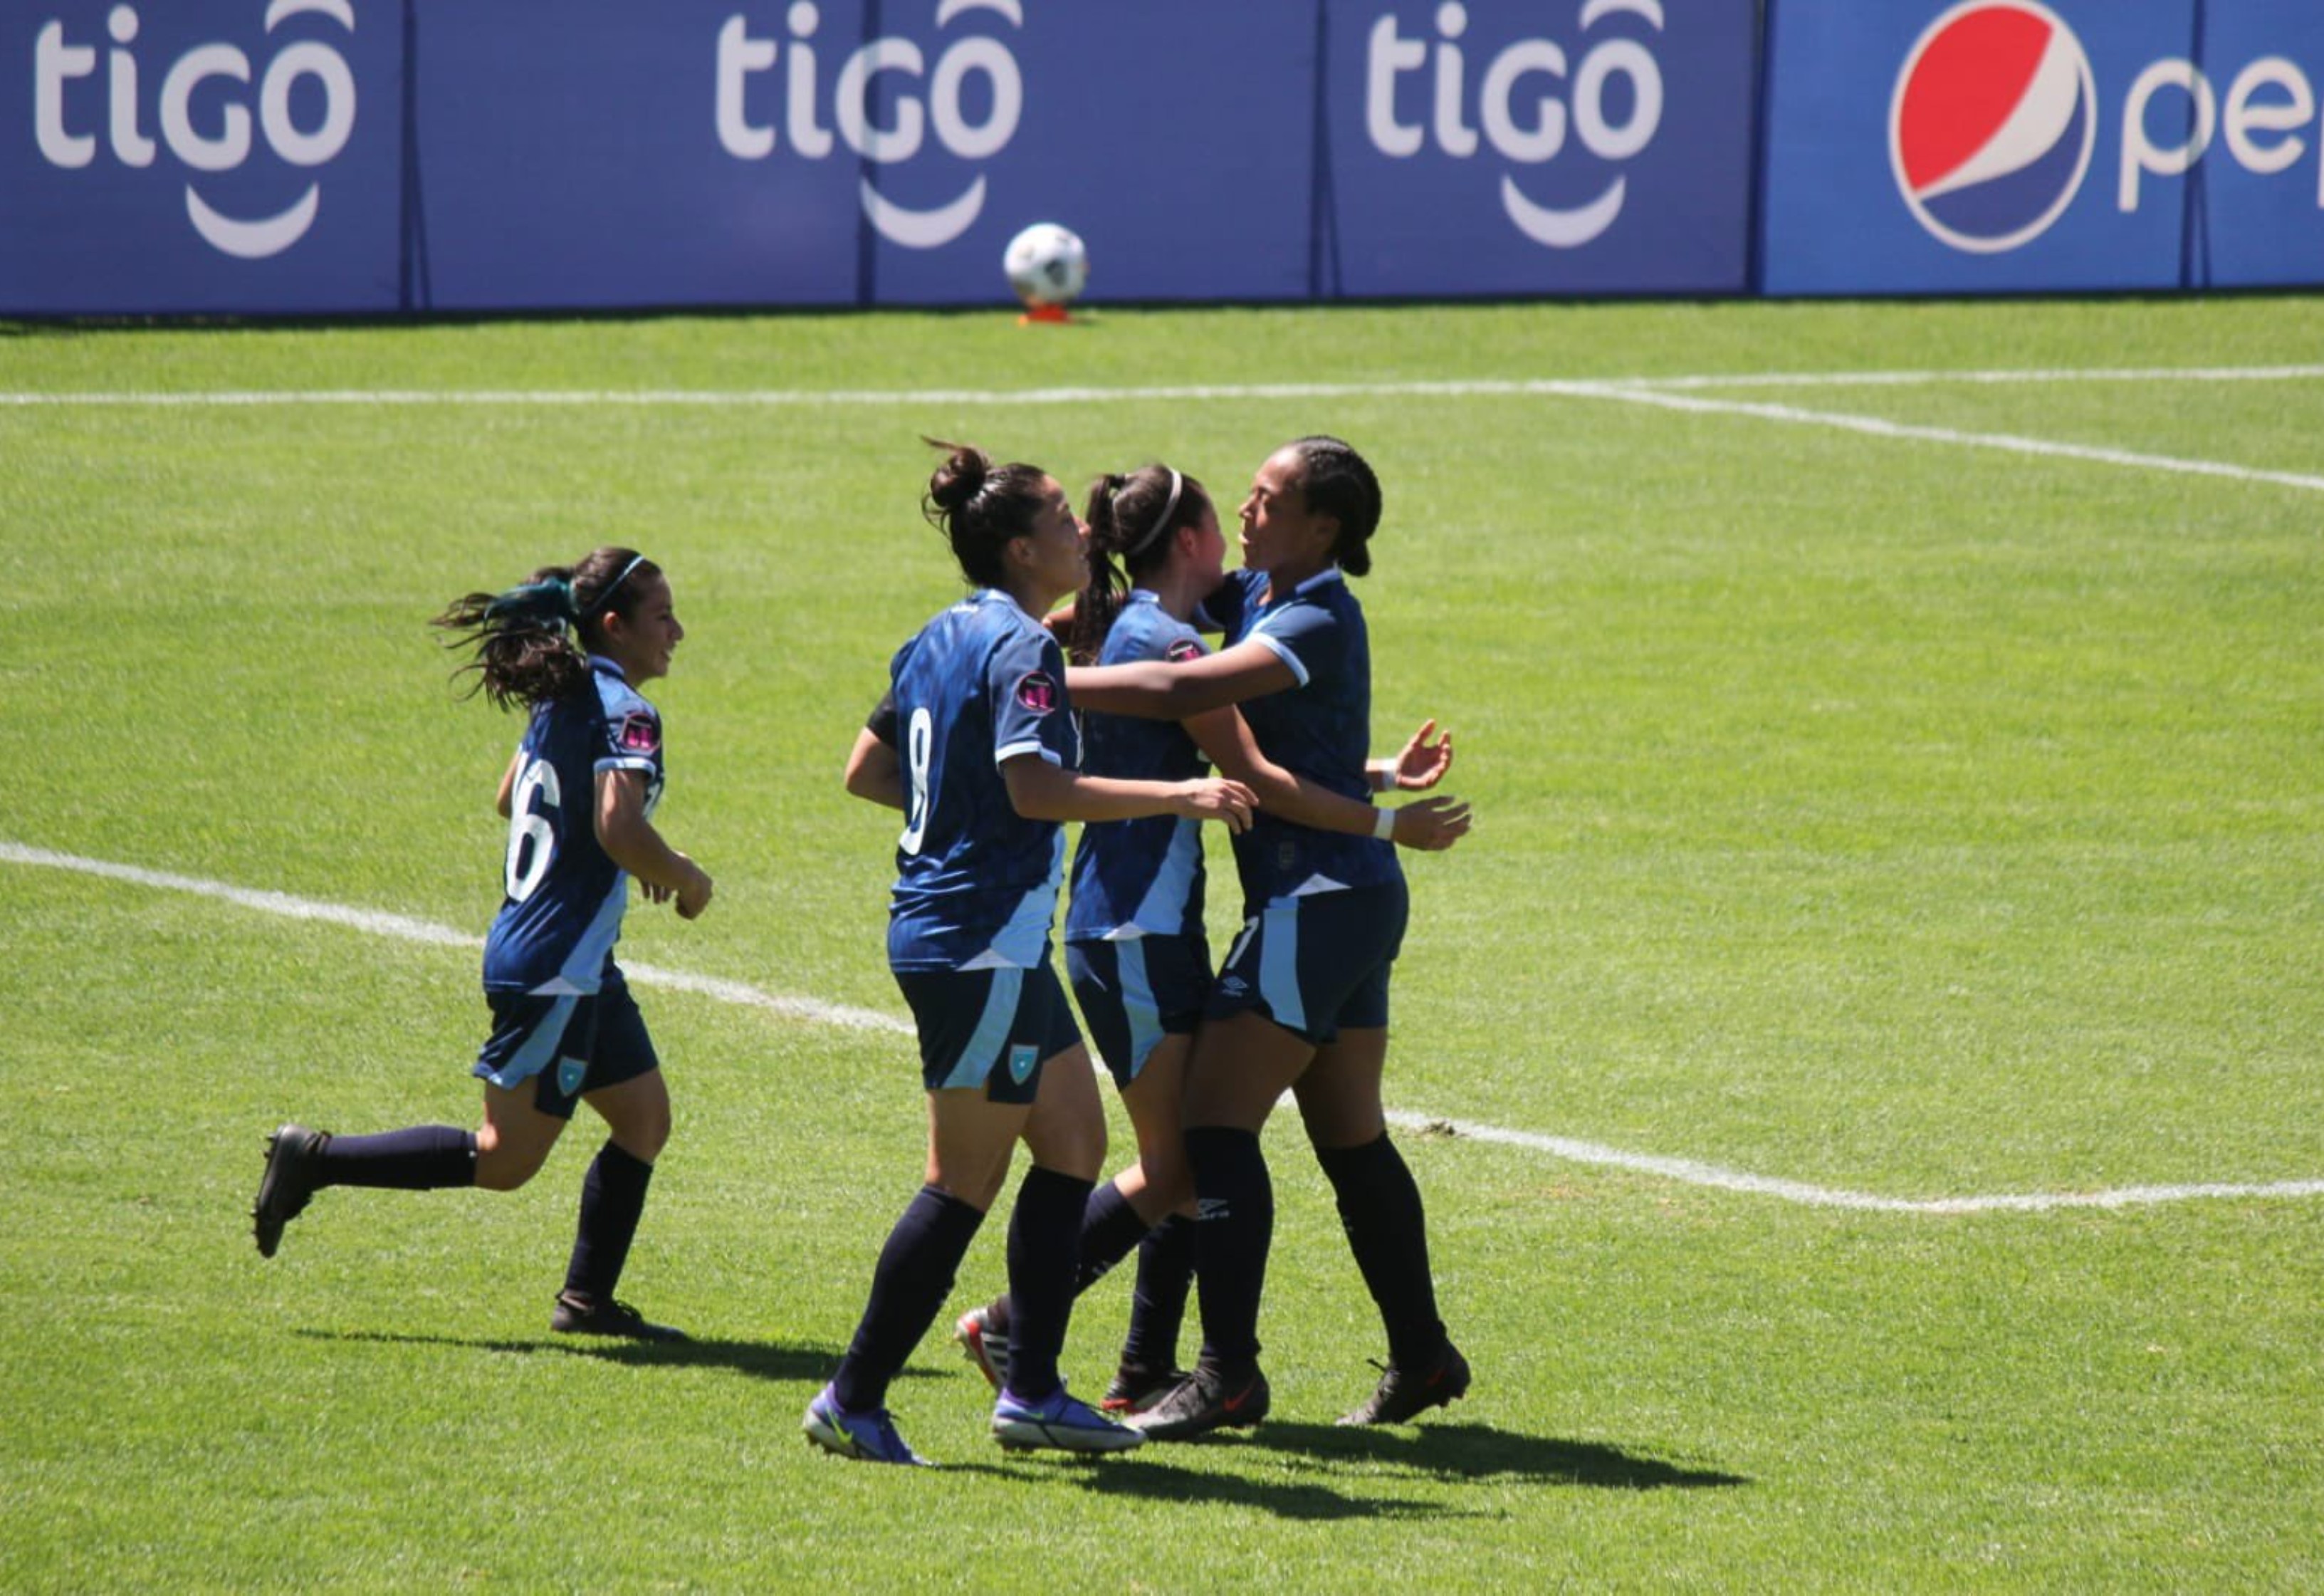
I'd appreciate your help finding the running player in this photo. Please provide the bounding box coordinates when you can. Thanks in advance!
[951,463,1470,1416]
[803,441,1256,1466]
[248,550,713,1342]
[1065,437,1473,1435]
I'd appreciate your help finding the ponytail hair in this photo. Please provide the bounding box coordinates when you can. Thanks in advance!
[921,437,1054,590]
[1285,435,1383,578]
[434,546,660,710]
[1069,463,1210,664]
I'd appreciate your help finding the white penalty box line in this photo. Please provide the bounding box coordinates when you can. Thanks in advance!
[9,364,2324,498]
[8,838,2320,1216]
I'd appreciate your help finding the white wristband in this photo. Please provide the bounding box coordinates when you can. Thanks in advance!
[1371,805,1396,843]
[1369,764,1394,793]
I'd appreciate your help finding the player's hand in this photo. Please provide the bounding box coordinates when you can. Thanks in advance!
[1389,795,1472,851]
[1383,719,1453,791]
[1176,778,1257,833]
[641,880,675,904]
[674,858,715,919]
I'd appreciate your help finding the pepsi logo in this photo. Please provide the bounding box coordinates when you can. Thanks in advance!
[1889,1,2096,254]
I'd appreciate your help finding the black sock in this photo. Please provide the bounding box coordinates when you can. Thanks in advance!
[1184,1127,1272,1376]
[979,1177,1151,1342]
[313,1127,476,1191]
[561,1141,654,1303]
[1316,1133,1447,1370]
[832,1184,984,1413]
[1072,1178,1156,1298]
[1003,1165,1095,1400]
[1119,1213,1193,1375]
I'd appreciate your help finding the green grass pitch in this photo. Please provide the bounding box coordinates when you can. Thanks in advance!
[2,295,2320,1590]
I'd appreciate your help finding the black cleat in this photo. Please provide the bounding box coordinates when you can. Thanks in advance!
[1099,1364,1190,1416]
[550,1293,689,1342]
[1337,1343,1472,1426]
[1124,1365,1270,1440]
[252,1123,328,1258]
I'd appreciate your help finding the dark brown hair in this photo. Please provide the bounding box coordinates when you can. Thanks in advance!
[1069,464,1211,664]
[1285,435,1383,578]
[433,546,660,710]
[921,438,1054,590]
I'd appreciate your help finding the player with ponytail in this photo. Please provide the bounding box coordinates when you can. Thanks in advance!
[951,461,1469,1417]
[249,547,713,1343]
[805,441,1257,1466]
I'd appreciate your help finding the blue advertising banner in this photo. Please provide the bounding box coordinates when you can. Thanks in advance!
[0,0,403,314]
[1761,0,2324,296]
[1320,0,1758,298]
[416,1,1317,311]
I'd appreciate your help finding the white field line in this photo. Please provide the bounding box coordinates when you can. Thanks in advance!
[1557,381,2324,496]
[8,838,2315,1216]
[9,365,2318,496]
[4,364,2323,409]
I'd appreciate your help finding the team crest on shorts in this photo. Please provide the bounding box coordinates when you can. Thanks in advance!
[1007,1044,1038,1084]
[1014,672,1058,714]
[612,711,661,756]
[558,1056,587,1097]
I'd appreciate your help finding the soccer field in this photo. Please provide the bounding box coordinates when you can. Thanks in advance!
[4,296,2321,1590]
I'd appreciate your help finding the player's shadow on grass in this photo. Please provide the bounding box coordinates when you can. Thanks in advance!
[953,1422,1742,1521]
[292,1328,948,1387]
[1247,1420,1748,1491]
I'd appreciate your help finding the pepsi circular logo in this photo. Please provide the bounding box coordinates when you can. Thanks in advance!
[1890,1,2097,254]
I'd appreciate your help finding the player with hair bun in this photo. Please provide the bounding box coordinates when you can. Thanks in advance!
[249,548,713,1343]
[807,440,1257,1466]
[1067,436,1475,1437]
[951,461,1469,1417]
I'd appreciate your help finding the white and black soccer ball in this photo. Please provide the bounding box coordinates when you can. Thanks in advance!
[1003,222,1089,309]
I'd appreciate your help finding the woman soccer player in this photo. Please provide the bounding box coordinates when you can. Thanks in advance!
[951,464,1470,1417]
[804,442,1257,1466]
[249,549,714,1342]
[1066,437,1472,1436]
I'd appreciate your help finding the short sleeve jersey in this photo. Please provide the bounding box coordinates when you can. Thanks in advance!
[483,657,664,994]
[1064,593,1210,942]
[884,589,1082,972]
[1206,565,1401,904]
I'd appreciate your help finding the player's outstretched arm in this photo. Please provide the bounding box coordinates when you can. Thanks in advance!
[1000,754,1255,833]
[1187,709,1470,851]
[1371,719,1454,792]
[1065,640,1297,722]
[595,768,713,919]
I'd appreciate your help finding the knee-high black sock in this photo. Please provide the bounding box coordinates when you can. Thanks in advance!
[313,1127,476,1190]
[1003,1165,1096,1401]
[1316,1133,1447,1370]
[1072,1178,1156,1298]
[832,1184,984,1413]
[1119,1213,1193,1375]
[1184,1127,1272,1376]
[561,1141,654,1303]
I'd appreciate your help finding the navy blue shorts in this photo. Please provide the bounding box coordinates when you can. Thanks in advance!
[1066,932,1213,1090]
[894,958,1083,1105]
[1207,880,1409,1045]
[472,976,661,1120]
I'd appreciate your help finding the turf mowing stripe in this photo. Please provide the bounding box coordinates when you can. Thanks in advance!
[8,838,2317,1214]
[1559,383,2324,496]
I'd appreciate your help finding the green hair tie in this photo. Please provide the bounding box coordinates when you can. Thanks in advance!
[483,575,577,625]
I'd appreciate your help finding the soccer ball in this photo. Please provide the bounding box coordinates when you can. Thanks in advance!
[1003,222,1089,310]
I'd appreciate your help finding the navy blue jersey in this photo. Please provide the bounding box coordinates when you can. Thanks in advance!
[884,590,1082,972]
[483,657,665,994]
[1205,566,1401,905]
[1064,593,1209,943]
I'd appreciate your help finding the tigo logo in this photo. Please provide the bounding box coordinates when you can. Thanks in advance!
[1889,1,2095,254]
